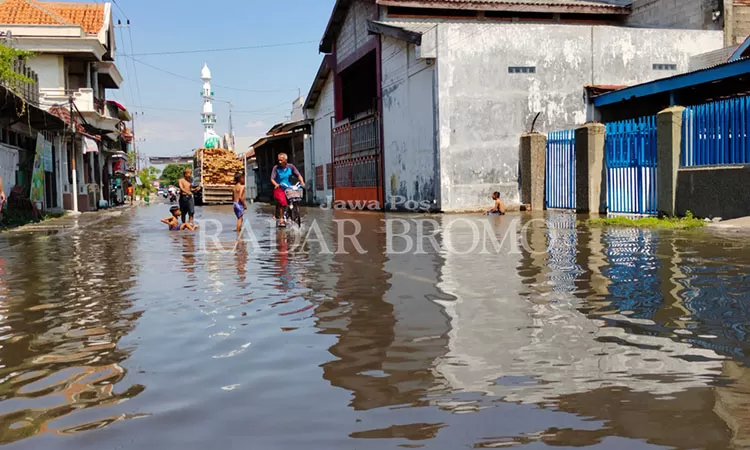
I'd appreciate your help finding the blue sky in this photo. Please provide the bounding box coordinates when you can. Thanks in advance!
[108,0,336,158]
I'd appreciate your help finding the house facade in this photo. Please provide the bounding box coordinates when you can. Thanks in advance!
[0,0,128,212]
[307,0,724,212]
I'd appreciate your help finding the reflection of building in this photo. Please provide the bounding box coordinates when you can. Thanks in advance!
[435,215,724,404]
[0,219,143,443]
[316,213,451,410]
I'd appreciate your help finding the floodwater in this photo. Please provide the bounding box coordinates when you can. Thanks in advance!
[0,204,749,449]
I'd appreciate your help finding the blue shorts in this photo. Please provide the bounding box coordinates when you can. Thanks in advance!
[233,201,245,218]
[487,211,505,216]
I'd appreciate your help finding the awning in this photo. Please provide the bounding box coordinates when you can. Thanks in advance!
[108,151,128,159]
[83,136,99,154]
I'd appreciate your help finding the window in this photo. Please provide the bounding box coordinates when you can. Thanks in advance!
[508,66,536,74]
[653,63,677,71]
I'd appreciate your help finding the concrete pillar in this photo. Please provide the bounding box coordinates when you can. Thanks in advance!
[657,106,684,217]
[724,0,735,47]
[575,123,606,214]
[519,133,546,211]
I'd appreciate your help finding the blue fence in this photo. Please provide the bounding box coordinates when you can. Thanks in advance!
[545,129,576,210]
[682,97,750,167]
[605,116,658,215]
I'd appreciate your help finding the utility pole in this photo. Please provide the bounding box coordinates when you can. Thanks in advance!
[132,112,138,172]
[69,96,78,214]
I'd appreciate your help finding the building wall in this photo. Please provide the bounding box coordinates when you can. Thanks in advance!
[335,0,378,63]
[434,22,722,212]
[627,0,721,30]
[381,36,437,209]
[733,2,750,44]
[308,72,335,204]
[676,166,750,220]
[26,55,65,92]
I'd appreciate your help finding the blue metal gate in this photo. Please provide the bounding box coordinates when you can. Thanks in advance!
[605,116,658,215]
[545,129,576,209]
[682,97,750,167]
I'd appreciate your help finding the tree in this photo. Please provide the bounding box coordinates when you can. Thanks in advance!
[135,167,160,198]
[0,43,34,92]
[160,163,191,187]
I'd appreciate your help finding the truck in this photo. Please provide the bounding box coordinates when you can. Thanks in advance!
[193,147,244,205]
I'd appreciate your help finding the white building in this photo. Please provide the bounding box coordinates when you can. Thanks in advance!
[0,0,127,212]
[307,0,724,212]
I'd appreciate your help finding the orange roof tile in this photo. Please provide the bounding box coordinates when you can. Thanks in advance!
[46,2,105,34]
[0,0,105,34]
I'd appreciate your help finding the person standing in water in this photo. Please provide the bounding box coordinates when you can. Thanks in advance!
[233,172,246,233]
[178,167,200,225]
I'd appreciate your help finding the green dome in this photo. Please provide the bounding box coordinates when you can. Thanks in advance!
[205,136,220,148]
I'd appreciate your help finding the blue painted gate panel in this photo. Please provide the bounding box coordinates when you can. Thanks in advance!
[605,116,658,215]
[545,130,576,210]
[682,97,750,167]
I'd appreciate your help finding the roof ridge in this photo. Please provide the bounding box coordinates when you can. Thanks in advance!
[23,0,75,26]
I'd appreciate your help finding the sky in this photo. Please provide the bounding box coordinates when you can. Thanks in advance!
[106,0,337,159]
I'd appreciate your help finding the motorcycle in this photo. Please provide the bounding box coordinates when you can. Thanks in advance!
[169,192,177,203]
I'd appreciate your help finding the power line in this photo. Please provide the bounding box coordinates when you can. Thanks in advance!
[122,55,298,93]
[121,40,318,56]
[111,0,129,20]
[126,26,145,111]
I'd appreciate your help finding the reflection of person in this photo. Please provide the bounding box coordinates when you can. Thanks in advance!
[270,153,305,227]
[178,168,200,225]
[233,172,246,233]
[486,191,506,215]
[161,206,197,231]
[0,174,5,213]
[235,238,248,283]
[181,233,197,277]
[276,229,291,291]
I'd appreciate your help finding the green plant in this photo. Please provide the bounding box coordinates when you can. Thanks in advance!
[135,167,160,198]
[586,214,705,229]
[0,43,35,92]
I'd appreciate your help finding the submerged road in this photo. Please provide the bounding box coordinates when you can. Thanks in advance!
[0,203,750,449]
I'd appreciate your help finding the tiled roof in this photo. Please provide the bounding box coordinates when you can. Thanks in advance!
[0,0,105,34]
[378,0,630,11]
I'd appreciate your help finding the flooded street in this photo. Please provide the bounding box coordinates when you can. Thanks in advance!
[1,204,750,449]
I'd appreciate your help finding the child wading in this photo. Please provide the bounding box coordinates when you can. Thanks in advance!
[487,192,506,215]
[233,172,246,232]
[162,206,197,231]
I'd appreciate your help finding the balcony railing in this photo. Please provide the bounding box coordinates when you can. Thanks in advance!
[39,88,109,116]
[1,59,40,105]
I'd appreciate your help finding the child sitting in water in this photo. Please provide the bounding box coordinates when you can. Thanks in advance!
[162,206,197,231]
[486,192,506,215]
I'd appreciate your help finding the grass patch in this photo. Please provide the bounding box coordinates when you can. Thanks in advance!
[586,211,705,229]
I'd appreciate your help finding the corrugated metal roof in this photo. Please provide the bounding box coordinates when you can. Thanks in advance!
[377,0,631,12]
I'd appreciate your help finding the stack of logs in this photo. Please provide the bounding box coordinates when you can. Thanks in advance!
[196,148,244,185]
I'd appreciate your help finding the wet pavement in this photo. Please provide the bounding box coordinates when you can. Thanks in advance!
[0,203,749,449]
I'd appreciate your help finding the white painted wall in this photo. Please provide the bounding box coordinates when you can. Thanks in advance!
[307,72,335,204]
[380,36,437,210]
[335,0,378,62]
[25,54,64,91]
[433,22,723,212]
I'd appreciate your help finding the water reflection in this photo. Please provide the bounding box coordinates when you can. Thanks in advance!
[0,221,144,443]
[1,207,750,449]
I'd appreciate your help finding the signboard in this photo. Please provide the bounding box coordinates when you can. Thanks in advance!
[42,139,53,173]
[30,134,45,208]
